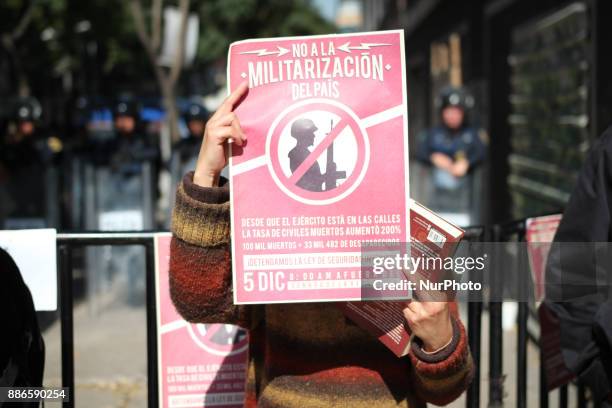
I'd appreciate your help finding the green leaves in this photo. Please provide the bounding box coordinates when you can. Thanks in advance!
[0,0,335,98]
[194,0,335,63]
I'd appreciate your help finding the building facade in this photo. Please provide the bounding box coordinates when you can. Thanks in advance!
[379,0,612,223]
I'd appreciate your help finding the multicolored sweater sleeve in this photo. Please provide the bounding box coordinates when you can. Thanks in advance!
[169,172,260,329]
[408,305,475,406]
[169,171,474,406]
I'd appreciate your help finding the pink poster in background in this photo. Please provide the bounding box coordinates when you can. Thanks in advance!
[525,214,562,303]
[228,30,410,304]
[155,234,248,407]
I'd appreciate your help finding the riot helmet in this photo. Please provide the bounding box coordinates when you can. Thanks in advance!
[13,99,42,137]
[436,87,473,130]
[436,86,474,112]
[184,103,208,122]
[14,99,42,122]
[112,100,139,119]
[184,103,208,138]
[113,99,139,135]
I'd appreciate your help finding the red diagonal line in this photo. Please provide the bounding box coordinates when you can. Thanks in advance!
[288,120,348,184]
[197,324,218,342]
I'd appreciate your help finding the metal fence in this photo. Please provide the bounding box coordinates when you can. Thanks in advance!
[54,221,591,408]
[57,232,158,408]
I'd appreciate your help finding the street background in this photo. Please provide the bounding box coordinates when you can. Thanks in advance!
[2,0,611,406]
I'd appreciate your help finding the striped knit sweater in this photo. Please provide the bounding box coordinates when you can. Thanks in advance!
[170,172,474,407]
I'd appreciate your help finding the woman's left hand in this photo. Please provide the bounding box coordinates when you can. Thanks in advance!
[403,300,453,352]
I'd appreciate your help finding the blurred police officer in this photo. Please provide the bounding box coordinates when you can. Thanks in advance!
[417,87,487,225]
[109,99,158,176]
[102,99,160,304]
[171,101,229,182]
[173,102,208,168]
[0,99,55,227]
[1,99,45,167]
[107,98,160,218]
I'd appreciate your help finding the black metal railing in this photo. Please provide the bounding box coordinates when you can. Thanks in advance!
[53,222,589,408]
[57,232,159,408]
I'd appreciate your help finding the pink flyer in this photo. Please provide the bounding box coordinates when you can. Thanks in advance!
[525,214,562,303]
[227,30,410,304]
[155,234,249,407]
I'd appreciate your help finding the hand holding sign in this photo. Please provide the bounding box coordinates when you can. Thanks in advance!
[194,81,249,187]
[228,31,410,303]
[402,299,453,352]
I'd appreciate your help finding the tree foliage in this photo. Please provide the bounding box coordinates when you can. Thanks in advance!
[0,0,335,99]
[0,0,150,98]
[195,0,335,64]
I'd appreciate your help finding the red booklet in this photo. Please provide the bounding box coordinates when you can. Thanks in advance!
[339,199,464,357]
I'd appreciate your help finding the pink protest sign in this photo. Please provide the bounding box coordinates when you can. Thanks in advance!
[155,234,249,407]
[228,30,409,304]
[525,216,575,390]
[525,214,562,303]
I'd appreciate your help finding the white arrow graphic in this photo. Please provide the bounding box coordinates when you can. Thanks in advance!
[337,42,391,53]
[240,45,290,57]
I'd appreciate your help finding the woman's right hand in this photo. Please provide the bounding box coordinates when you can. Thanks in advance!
[193,81,249,187]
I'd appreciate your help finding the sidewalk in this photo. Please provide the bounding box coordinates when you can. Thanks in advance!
[42,299,562,407]
[43,298,148,407]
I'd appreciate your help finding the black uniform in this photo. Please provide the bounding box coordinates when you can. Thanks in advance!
[0,101,51,225]
[172,102,217,182]
[545,126,612,405]
[108,132,159,176]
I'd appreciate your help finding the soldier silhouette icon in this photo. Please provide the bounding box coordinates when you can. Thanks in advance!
[288,117,346,192]
[195,324,248,346]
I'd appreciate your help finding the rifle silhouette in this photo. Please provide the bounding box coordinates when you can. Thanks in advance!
[324,119,346,191]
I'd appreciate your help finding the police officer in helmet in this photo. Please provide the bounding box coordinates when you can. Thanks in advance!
[15,101,39,139]
[174,102,209,163]
[417,86,487,225]
[1,99,46,168]
[109,99,158,175]
[0,98,51,227]
[171,102,214,182]
[113,100,139,137]
[185,102,208,139]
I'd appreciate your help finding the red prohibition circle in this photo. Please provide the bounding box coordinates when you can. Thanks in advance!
[267,100,368,203]
[187,323,249,355]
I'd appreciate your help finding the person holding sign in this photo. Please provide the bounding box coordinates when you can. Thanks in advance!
[169,82,473,407]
